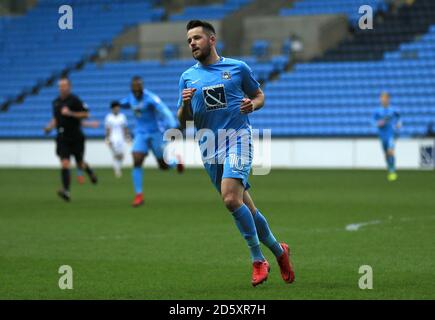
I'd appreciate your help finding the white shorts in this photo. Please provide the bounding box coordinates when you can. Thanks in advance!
[110,138,125,155]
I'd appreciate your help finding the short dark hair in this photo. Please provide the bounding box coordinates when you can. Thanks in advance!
[186,20,216,35]
[131,75,143,83]
[111,100,120,109]
[59,76,70,83]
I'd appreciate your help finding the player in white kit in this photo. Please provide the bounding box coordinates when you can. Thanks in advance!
[104,101,130,177]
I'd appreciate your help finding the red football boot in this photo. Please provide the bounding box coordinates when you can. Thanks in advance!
[132,193,144,207]
[176,155,184,173]
[77,175,85,184]
[276,243,295,284]
[251,260,270,287]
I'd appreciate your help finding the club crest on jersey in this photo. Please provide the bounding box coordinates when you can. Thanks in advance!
[222,71,231,80]
[202,84,227,112]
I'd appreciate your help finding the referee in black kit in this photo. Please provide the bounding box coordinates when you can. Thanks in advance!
[44,76,98,202]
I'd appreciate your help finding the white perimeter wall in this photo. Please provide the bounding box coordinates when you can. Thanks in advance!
[0,138,433,169]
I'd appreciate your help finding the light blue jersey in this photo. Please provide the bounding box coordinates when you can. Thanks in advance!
[178,57,259,162]
[373,106,401,151]
[121,89,178,158]
[373,106,400,139]
[178,56,260,192]
[121,89,178,135]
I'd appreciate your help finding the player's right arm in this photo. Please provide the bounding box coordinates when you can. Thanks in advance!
[373,110,385,128]
[44,118,57,134]
[177,88,195,129]
[104,115,112,145]
[44,101,57,134]
[177,75,194,130]
[119,97,131,109]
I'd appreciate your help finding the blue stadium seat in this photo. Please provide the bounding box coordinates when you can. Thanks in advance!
[251,40,270,59]
[0,0,165,107]
[120,45,138,61]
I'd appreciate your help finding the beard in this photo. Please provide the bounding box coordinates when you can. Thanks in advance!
[133,90,143,100]
[192,45,211,62]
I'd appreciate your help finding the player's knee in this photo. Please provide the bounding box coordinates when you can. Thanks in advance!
[223,194,243,212]
[132,153,145,167]
[387,149,395,156]
[133,158,143,167]
[61,159,70,169]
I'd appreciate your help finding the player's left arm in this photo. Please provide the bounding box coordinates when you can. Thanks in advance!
[124,127,131,142]
[240,88,265,114]
[105,128,112,145]
[394,110,402,129]
[122,115,132,141]
[240,61,264,114]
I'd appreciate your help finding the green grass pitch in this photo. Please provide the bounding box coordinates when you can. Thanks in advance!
[0,168,434,299]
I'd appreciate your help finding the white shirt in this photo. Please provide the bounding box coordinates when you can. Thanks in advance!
[105,113,127,141]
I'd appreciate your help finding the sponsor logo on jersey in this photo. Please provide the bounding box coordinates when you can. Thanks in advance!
[202,84,227,112]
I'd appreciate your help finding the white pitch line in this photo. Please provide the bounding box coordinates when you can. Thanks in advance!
[345,215,435,232]
[345,220,382,231]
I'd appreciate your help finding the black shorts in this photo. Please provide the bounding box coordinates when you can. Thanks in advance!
[56,136,85,163]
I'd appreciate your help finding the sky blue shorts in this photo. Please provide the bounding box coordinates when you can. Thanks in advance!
[203,139,252,193]
[132,131,166,159]
[380,135,395,152]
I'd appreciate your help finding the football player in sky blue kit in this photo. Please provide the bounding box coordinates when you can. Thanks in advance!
[177,20,295,287]
[373,92,402,181]
[121,76,184,207]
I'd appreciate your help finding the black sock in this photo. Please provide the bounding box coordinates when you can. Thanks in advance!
[61,168,70,191]
[84,164,95,178]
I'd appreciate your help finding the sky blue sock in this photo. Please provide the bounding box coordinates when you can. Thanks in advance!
[253,210,284,258]
[387,155,395,172]
[76,169,83,177]
[232,204,264,262]
[132,167,143,194]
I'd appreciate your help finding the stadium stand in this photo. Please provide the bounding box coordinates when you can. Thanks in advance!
[248,0,435,137]
[252,56,435,136]
[120,45,139,61]
[0,0,165,108]
[252,8,435,137]
[169,0,252,21]
[0,54,289,138]
[319,0,435,61]
[280,0,388,26]
[1,0,434,139]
